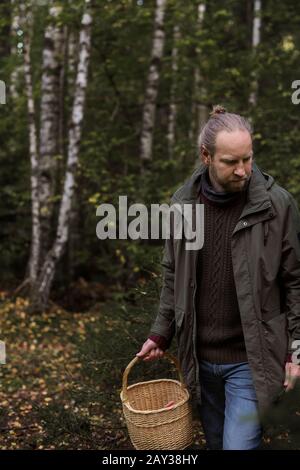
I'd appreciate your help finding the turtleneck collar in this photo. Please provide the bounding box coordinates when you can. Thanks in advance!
[201,168,249,205]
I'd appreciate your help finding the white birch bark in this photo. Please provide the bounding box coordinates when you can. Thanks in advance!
[249,0,261,106]
[167,25,180,159]
[66,30,80,282]
[23,32,40,284]
[39,4,64,261]
[32,8,93,311]
[140,0,167,164]
[58,26,68,156]
[10,0,25,99]
[190,2,207,144]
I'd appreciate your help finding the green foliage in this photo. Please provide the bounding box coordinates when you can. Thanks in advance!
[1,0,300,450]
[0,0,300,292]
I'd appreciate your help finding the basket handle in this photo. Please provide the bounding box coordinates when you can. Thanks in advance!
[122,352,185,402]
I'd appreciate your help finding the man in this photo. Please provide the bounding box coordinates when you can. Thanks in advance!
[136,106,300,450]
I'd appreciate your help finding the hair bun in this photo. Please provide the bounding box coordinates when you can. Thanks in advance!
[210,105,226,117]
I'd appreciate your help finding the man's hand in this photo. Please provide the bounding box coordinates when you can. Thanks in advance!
[136,339,165,361]
[284,362,300,391]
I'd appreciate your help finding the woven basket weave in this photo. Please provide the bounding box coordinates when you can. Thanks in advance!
[120,353,193,450]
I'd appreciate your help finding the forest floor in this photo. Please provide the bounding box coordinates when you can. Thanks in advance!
[0,290,299,450]
[0,291,206,450]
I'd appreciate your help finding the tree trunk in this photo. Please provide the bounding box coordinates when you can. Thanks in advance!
[58,25,68,161]
[38,4,64,264]
[67,191,81,283]
[167,24,180,160]
[57,27,76,206]
[249,0,261,106]
[10,0,23,100]
[140,0,167,166]
[66,29,80,283]
[23,30,40,285]
[30,7,93,312]
[189,2,207,146]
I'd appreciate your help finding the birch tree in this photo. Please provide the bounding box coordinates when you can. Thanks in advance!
[140,0,167,166]
[167,24,180,159]
[190,2,207,144]
[10,0,27,100]
[30,5,93,311]
[249,0,261,106]
[11,0,21,99]
[23,27,40,286]
[10,0,20,99]
[58,25,68,160]
[38,4,64,263]
[66,29,80,281]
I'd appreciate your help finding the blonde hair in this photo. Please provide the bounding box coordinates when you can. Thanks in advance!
[198,105,253,157]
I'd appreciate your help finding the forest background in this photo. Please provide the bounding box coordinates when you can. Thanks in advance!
[0,0,300,450]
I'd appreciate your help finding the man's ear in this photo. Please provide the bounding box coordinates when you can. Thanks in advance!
[201,145,211,165]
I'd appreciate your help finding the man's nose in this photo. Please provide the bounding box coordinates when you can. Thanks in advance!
[234,164,246,177]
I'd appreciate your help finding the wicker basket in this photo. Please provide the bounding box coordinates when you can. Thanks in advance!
[120,352,194,450]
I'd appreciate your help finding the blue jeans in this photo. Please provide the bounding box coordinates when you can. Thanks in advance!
[198,360,262,450]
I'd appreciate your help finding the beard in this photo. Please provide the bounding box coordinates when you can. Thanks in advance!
[209,165,250,193]
[222,178,248,193]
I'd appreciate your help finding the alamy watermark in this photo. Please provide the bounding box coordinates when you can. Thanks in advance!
[291,80,300,104]
[291,340,300,365]
[0,80,6,105]
[96,196,204,250]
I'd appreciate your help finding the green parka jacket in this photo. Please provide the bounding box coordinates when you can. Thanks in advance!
[150,163,300,414]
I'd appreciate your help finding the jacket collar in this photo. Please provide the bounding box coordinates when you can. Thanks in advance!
[172,162,274,217]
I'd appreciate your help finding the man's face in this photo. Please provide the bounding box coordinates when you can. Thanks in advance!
[203,129,253,193]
